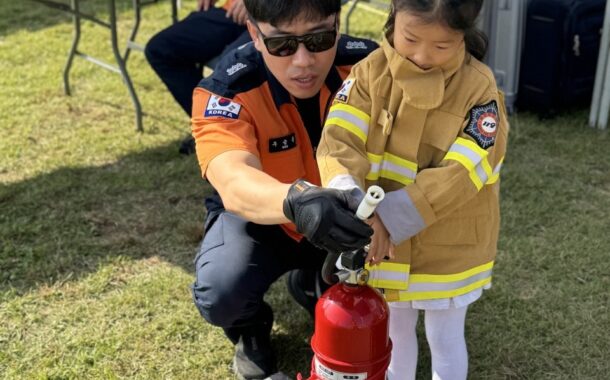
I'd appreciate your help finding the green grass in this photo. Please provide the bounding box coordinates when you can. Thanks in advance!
[1,0,609,379]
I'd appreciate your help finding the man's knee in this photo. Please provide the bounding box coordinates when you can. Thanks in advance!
[191,263,253,328]
[192,285,243,328]
[144,30,171,65]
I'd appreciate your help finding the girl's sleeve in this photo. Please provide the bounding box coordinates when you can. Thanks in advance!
[376,89,509,245]
[317,63,373,195]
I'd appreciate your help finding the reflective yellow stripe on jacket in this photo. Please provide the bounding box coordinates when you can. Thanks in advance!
[443,137,504,190]
[487,157,504,184]
[325,103,370,143]
[365,261,410,290]
[366,152,417,186]
[396,261,494,301]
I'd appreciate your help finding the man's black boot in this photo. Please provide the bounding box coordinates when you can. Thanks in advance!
[285,269,329,318]
[225,303,277,380]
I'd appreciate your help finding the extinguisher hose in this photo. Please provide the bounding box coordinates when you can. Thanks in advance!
[321,186,385,285]
[321,250,342,285]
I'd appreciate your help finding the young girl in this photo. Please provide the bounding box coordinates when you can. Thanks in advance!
[317,1,508,379]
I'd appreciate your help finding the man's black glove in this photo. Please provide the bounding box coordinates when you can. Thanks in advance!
[283,180,373,253]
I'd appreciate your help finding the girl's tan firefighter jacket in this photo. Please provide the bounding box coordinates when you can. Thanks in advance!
[317,38,509,303]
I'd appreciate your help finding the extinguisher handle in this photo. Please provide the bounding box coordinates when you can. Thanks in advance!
[321,186,385,285]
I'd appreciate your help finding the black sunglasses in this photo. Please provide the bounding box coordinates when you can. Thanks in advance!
[252,15,338,57]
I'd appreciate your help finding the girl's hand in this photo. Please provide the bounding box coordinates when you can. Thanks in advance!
[365,213,395,266]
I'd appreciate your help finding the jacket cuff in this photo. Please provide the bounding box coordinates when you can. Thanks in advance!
[376,189,426,245]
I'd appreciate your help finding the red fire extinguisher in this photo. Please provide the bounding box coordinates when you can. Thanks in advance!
[298,186,391,380]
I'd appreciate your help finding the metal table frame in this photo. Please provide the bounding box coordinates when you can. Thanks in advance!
[31,0,178,131]
[343,0,389,36]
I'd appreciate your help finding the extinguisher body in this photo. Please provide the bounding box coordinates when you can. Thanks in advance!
[297,186,390,380]
[302,282,391,380]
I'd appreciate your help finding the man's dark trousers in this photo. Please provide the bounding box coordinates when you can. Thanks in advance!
[192,211,327,329]
[145,8,250,115]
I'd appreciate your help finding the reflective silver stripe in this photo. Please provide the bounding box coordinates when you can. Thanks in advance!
[368,161,381,175]
[381,160,417,180]
[367,153,417,185]
[473,162,490,185]
[326,109,369,136]
[449,143,484,167]
[369,270,408,282]
[408,270,493,292]
[376,189,425,245]
[492,161,502,175]
[487,159,503,184]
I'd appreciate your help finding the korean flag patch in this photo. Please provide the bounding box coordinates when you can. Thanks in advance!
[335,78,355,103]
[464,100,499,149]
[204,95,242,119]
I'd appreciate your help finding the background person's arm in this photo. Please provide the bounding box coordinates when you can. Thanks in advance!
[197,0,216,11]
[226,0,248,25]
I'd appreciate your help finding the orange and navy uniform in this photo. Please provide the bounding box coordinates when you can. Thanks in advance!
[192,36,378,240]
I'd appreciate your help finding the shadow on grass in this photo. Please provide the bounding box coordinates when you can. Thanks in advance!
[0,138,326,376]
[0,140,208,297]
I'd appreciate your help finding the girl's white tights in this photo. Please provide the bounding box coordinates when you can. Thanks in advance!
[387,304,469,380]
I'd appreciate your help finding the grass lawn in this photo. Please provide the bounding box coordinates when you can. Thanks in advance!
[1,0,609,379]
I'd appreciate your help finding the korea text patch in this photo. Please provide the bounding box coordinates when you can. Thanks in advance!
[205,95,242,119]
[464,100,498,149]
[335,79,355,104]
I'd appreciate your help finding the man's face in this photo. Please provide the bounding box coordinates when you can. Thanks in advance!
[247,13,339,99]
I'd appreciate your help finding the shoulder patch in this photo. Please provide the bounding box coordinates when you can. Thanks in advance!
[204,95,242,119]
[197,43,266,98]
[345,40,369,50]
[335,79,355,103]
[464,100,498,149]
[334,35,379,66]
[226,62,248,76]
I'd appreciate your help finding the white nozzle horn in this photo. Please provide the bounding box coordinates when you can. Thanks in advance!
[355,185,385,220]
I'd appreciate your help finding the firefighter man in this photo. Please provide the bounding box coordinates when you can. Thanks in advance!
[190,0,378,378]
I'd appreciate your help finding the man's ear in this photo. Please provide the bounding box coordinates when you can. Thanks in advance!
[246,20,263,53]
[334,12,342,44]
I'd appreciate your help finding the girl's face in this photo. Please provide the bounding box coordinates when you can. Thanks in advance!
[393,11,465,70]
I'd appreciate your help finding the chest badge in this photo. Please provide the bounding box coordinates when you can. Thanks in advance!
[464,100,499,149]
[269,133,296,153]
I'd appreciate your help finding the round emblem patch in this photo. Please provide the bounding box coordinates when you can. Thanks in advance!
[464,101,499,149]
[477,112,498,137]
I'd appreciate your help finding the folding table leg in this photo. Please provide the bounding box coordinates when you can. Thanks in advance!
[123,0,143,62]
[63,0,81,96]
[109,0,143,131]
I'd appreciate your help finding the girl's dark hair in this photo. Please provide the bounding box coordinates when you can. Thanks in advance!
[244,0,341,26]
[384,0,488,61]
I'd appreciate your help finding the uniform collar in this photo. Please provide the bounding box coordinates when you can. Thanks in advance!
[264,63,343,109]
[381,37,465,109]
